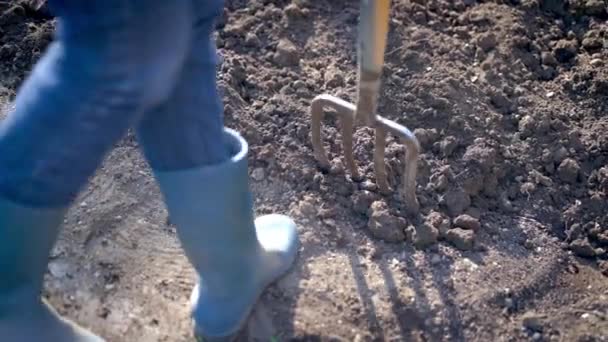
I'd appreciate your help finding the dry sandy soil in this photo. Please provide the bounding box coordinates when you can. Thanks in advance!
[1,0,608,341]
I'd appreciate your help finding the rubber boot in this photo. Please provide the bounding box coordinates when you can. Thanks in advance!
[0,197,104,341]
[153,128,299,341]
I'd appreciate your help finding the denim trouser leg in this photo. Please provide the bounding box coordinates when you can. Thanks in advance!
[0,1,192,208]
[137,0,229,171]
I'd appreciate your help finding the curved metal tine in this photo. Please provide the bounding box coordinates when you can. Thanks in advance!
[310,94,360,180]
[376,116,420,214]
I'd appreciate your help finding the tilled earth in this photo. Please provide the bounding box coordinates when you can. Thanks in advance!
[1,0,608,341]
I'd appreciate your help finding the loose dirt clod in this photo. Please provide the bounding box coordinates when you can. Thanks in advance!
[570,238,597,258]
[413,222,439,249]
[443,187,471,216]
[274,39,300,67]
[445,228,475,251]
[454,214,481,231]
[367,200,406,242]
[557,158,580,184]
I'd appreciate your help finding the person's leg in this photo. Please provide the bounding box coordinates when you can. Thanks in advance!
[0,1,192,340]
[136,1,299,340]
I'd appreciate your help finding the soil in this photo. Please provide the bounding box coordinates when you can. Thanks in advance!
[1,0,608,341]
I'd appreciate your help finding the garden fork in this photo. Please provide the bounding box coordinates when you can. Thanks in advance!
[310,0,420,214]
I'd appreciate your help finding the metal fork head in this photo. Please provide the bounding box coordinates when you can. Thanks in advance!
[310,93,420,215]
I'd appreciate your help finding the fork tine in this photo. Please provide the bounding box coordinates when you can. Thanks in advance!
[310,94,358,177]
[310,95,332,171]
[376,116,420,214]
[340,111,360,181]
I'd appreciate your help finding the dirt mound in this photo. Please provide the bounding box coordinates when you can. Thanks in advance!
[1,0,607,341]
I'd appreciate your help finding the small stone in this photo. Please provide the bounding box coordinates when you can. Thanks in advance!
[557,158,580,183]
[532,332,542,341]
[367,201,407,242]
[251,167,265,181]
[454,214,481,231]
[570,238,596,258]
[443,187,471,216]
[445,228,475,251]
[430,253,442,265]
[274,39,300,67]
[522,312,546,332]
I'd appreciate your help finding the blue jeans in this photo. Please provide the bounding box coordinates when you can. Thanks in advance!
[0,0,229,208]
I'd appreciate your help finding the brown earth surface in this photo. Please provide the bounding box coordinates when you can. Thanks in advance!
[1,0,608,341]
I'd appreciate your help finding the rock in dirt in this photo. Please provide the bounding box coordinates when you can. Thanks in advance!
[570,238,596,258]
[413,223,439,249]
[522,312,546,332]
[443,187,471,216]
[367,201,407,242]
[454,214,481,231]
[274,39,300,67]
[557,158,580,183]
[445,228,475,251]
